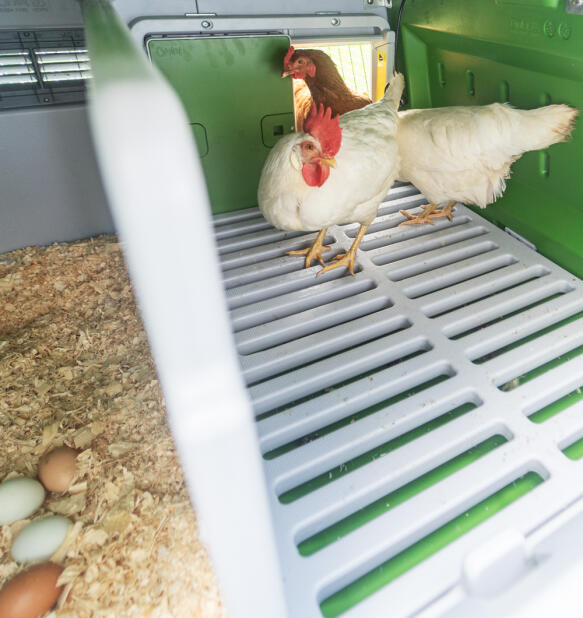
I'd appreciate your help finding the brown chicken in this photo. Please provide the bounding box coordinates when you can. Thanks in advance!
[282,46,372,131]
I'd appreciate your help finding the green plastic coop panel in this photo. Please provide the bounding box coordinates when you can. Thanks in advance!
[393,0,583,278]
[147,36,294,215]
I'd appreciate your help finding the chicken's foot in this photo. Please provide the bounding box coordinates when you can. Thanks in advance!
[399,201,456,226]
[318,224,369,276]
[287,228,330,268]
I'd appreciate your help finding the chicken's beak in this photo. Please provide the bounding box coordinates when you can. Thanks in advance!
[318,156,336,168]
[281,69,294,78]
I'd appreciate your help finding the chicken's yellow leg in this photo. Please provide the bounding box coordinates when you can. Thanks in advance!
[287,228,330,268]
[438,201,456,222]
[399,201,456,226]
[318,224,369,276]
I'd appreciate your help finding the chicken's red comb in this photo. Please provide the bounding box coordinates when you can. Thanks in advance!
[304,104,342,156]
[283,46,295,67]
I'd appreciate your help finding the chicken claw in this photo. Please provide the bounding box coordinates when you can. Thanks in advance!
[317,224,369,277]
[399,201,456,226]
[287,228,330,268]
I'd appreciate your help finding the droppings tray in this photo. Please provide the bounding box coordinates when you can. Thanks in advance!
[214,184,583,618]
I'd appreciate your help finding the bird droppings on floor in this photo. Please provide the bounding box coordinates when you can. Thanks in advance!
[0,235,227,618]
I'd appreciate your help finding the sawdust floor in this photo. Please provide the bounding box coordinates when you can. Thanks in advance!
[0,235,227,617]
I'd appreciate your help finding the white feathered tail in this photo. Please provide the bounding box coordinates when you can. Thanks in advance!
[397,101,578,207]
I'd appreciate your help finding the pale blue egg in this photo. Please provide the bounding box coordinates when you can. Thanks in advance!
[11,515,72,563]
[0,478,45,525]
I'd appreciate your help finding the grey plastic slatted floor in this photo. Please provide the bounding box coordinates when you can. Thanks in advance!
[215,183,583,618]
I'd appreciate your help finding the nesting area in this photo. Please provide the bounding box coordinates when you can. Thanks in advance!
[0,236,226,617]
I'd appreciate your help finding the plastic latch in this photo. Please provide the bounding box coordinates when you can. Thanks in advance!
[462,529,529,597]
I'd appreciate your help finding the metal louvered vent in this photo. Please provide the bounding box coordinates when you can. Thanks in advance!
[0,50,37,86]
[215,183,583,618]
[0,30,88,110]
[35,49,91,83]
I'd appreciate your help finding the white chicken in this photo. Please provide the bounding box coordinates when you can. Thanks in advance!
[258,73,404,275]
[396,102,578,224]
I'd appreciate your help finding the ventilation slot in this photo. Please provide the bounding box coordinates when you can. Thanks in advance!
[375,184,423,216]
[563,435,583,460]
[250,333,432,418]
[237,297,396,358]
[387,240,499,282]
[443,278,575,340]
[0,29,88,109]
[298,432,507,555]
[214,213,273,241]
[214,206,261,228]
[320,471,544,618]
[529,385,583,423]
[498,340,583,392]
[220,233,335,272]
[223,252,319,289]
[474,311,583,365]
[278,399,479,502]
[34,49,91,83]
[262,364,470,497]
[217,228,306,255]
[0,51,37,86]
[404,253,517,299]
[231,276,376,333]
[345,198,434,241]
[460,309,583,391]
[267,371,457,465]
[424,264,550,319]
[363,217,475,256]
[226,257,356,311]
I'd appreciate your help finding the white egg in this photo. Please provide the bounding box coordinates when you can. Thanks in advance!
[11,516,72,563]
[0,478,45,525]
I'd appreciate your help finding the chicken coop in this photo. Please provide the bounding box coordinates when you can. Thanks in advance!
[2,0,583,616]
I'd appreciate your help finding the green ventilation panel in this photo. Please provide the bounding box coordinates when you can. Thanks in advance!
[392,0,583,278]
[148,35,294,214]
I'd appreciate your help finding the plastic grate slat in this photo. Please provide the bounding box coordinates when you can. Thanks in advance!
[249,330,432,415]
[258,354,459,456]
[230,275,375,333]
[239,300,400,368]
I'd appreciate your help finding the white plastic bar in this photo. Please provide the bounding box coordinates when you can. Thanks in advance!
[42,71,93,82]
[0,52,31,66]
[0,74,37,85]
[38,61,91,73]
[82,1,288,617]
[35,51,90,62]
[0,65,35,76]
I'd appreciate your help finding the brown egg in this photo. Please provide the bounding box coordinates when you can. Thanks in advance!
[0,562,64,618]
[38,446,79,493]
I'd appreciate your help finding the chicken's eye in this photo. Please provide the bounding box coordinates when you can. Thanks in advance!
[298,59,304,65]
[305,144,314,150]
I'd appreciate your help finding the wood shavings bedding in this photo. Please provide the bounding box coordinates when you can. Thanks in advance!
[0,236,227,617]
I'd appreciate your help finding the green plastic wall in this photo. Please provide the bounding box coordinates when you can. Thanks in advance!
[391,0,583,278]
[148,36,294,215]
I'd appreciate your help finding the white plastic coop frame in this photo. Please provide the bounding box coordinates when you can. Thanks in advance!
[85,4,583,617]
